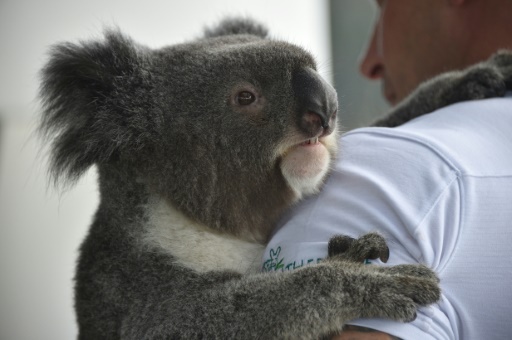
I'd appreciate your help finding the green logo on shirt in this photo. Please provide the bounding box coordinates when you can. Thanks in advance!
[262,247,323,272]
[262,247,374,272]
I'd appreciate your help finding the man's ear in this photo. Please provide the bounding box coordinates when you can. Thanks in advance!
[39,29,153,185]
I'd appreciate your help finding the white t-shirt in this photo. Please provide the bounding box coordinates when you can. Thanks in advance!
[262,95,512,340]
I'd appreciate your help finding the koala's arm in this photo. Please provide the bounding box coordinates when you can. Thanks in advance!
[117,235,439,340]
[374,50,512,128]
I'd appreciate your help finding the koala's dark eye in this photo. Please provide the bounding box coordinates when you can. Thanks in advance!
[236,91,256,105]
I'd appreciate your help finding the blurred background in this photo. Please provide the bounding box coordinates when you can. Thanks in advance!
[0,1,387,339]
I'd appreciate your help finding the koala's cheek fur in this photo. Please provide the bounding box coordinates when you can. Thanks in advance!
[280,134,336,197]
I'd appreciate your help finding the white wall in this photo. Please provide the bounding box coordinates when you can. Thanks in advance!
[0,0,332,121]
[0,1,331,339]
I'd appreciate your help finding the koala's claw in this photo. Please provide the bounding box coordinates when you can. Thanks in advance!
[328,232,389,263]
[325,242,441,323]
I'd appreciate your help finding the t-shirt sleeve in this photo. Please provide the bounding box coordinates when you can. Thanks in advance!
[263,129,463,339]
[329,130,462,271]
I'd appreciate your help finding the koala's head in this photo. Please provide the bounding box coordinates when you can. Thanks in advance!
[40,18,338,241]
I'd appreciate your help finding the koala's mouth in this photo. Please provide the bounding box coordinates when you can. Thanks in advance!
[278,132,337,198]
[300,137,320,146]
[276,134,334,159]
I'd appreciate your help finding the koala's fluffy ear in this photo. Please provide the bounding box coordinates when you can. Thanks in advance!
[39,29,153,185]
[204,17,268,38]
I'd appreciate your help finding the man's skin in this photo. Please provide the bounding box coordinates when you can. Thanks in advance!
[333,0,512,338]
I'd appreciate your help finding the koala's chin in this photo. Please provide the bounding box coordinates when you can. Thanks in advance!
[280,131,338,198]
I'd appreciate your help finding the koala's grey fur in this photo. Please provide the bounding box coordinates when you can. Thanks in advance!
[39,17,512,339]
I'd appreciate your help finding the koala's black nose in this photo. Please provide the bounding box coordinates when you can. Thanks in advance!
[292,68,338,137]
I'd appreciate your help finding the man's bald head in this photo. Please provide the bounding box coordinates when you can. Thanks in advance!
[359,0,512,105]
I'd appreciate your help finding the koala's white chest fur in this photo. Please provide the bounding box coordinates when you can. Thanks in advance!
[143,196,265,274]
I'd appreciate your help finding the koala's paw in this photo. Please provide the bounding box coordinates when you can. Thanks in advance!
[390,270,441,307]
[488,50,512,88]
[370,275,440,322]
[448,50,512,101]
[360,265,441,322]
[376,263,440,283]
[445,66,506,103]
[328,232,389,263]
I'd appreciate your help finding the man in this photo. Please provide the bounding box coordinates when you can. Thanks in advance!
[262,0,512,339]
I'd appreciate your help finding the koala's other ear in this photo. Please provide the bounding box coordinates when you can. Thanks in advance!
[204,17,268,38]
[39,29,152,185]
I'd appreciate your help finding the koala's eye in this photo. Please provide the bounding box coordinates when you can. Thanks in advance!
[236,91,256,105]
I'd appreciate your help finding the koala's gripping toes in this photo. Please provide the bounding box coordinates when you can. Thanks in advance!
[374,50,512,127]
[328,232,390,263]
[39,18,439,340]
[328,233,440,281]
[327,233,441,309]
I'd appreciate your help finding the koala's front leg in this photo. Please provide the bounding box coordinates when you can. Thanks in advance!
[374,50,512,128]
[120,259,440,340]
[217,261,440,339]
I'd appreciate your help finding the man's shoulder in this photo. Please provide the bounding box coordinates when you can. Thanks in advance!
[337,127,460,218]
[343,95,512,177]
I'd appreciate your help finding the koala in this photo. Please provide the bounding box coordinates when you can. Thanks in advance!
[39,18,449,339]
